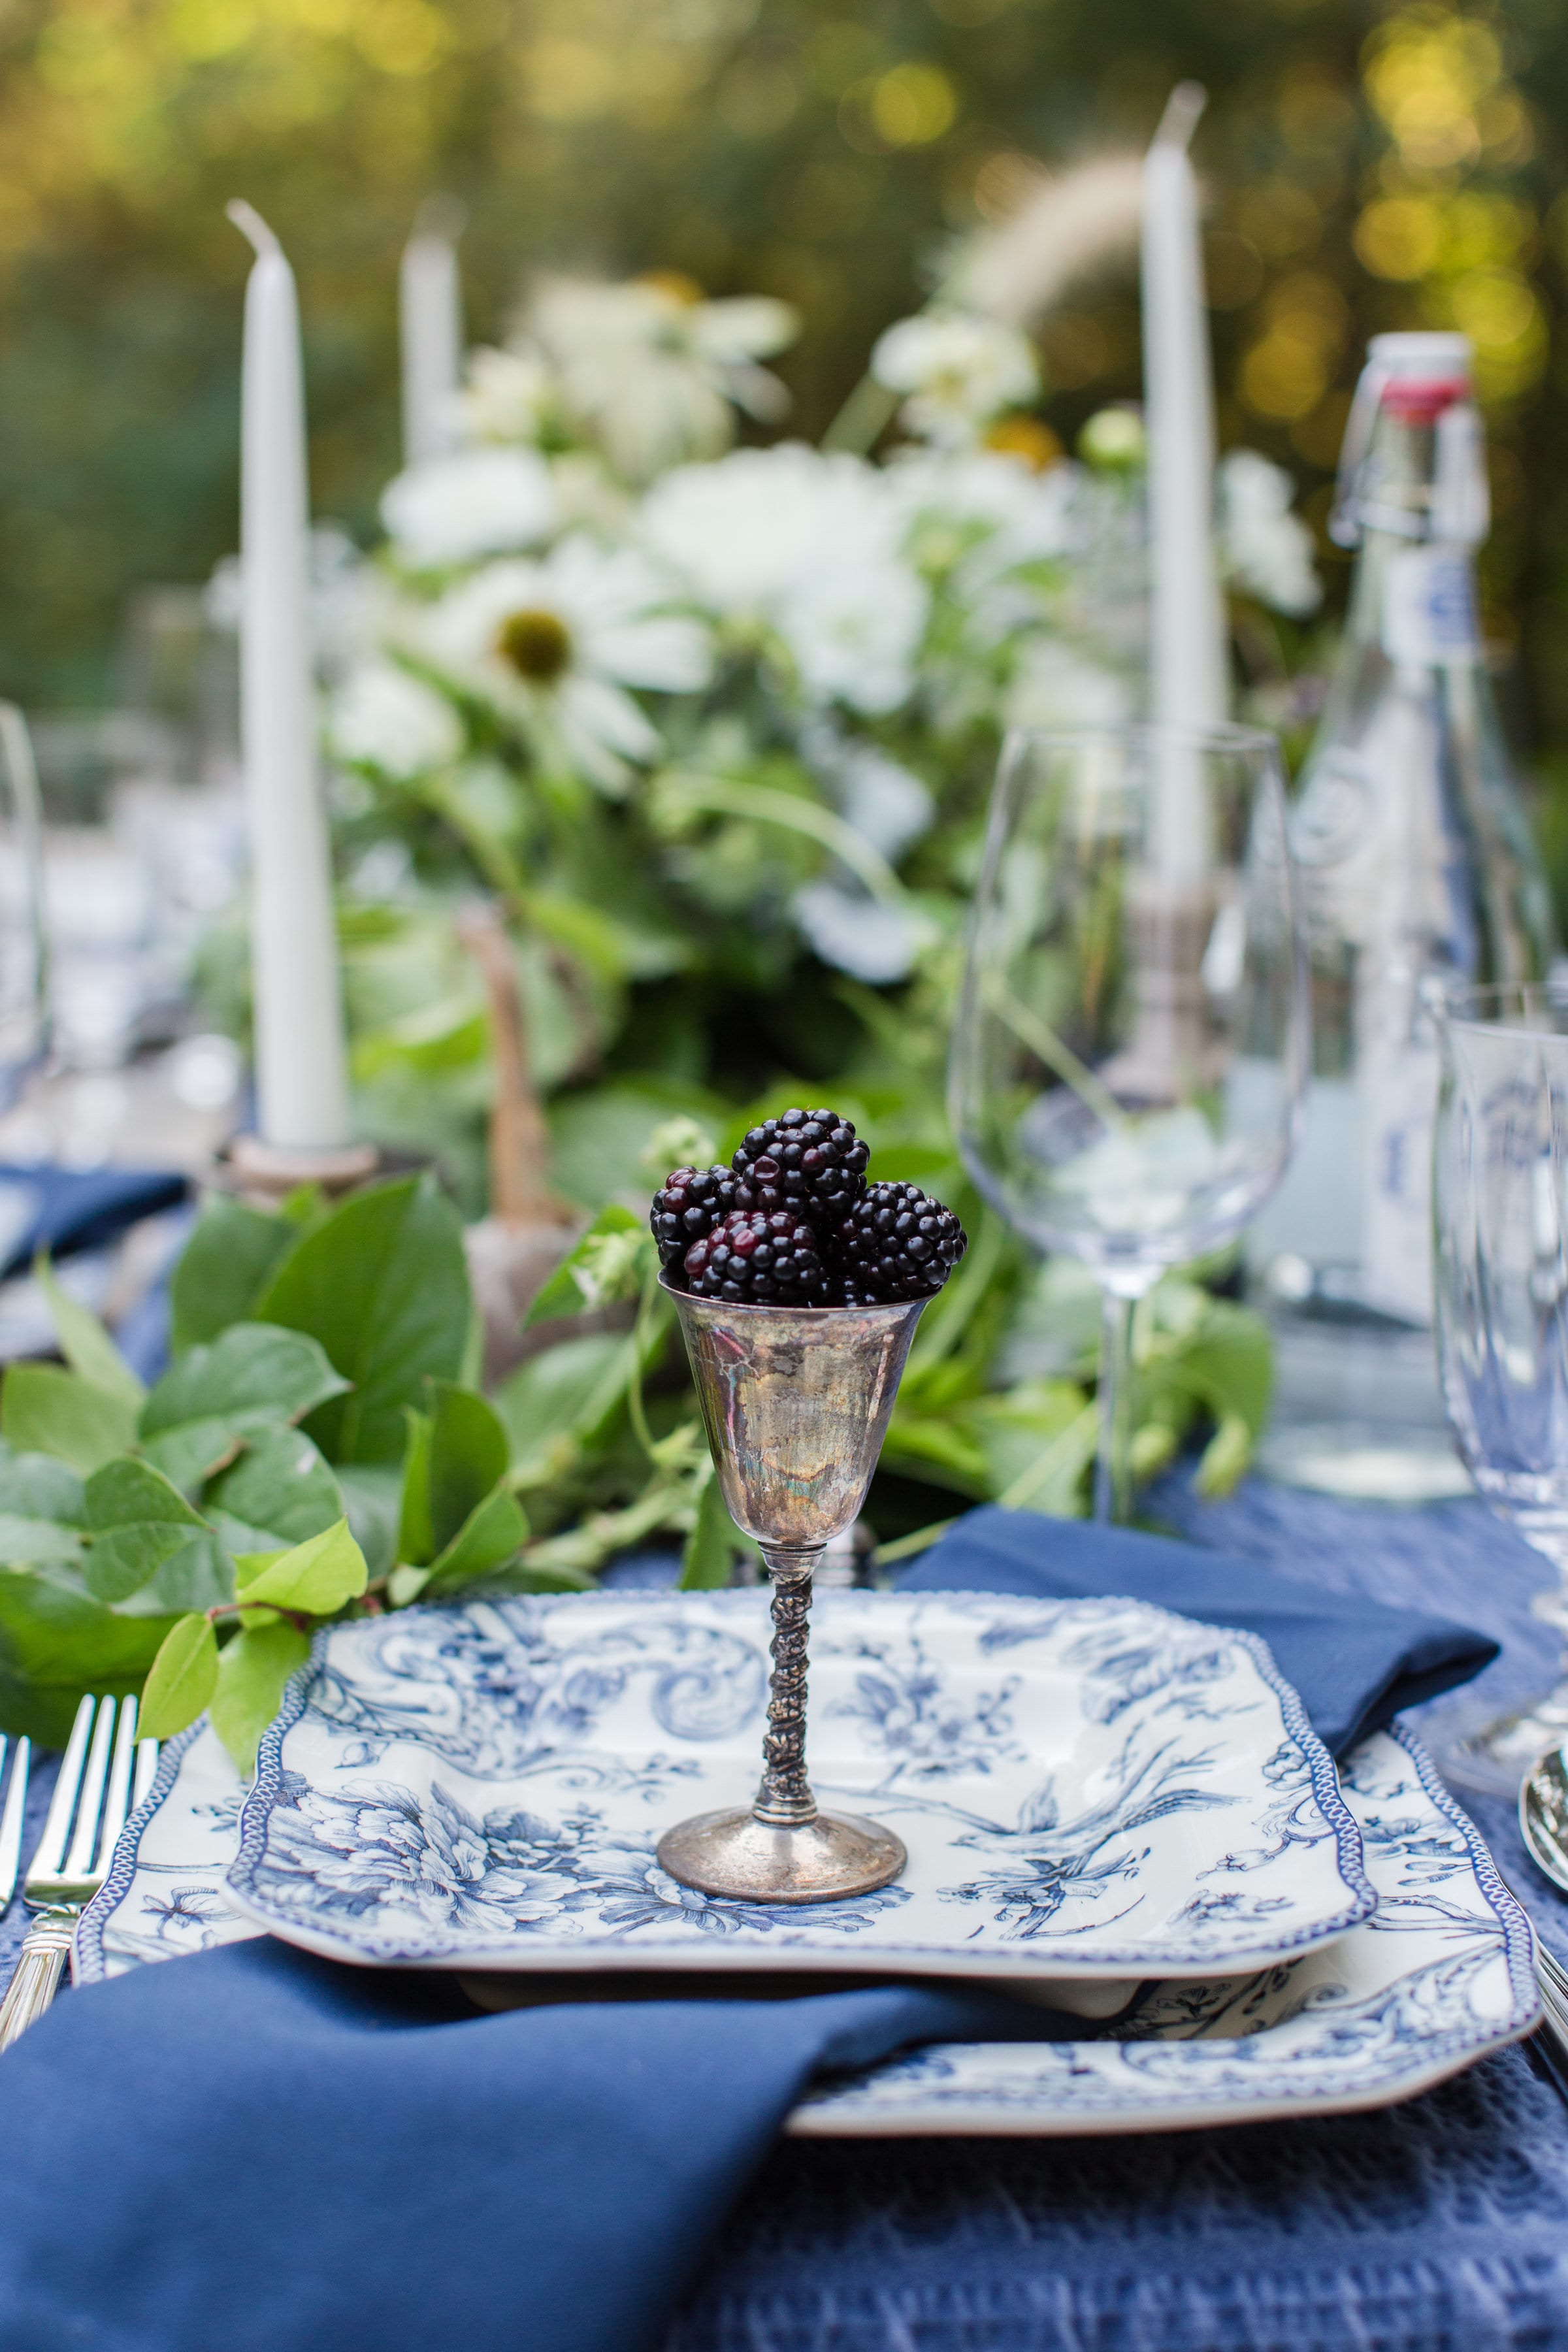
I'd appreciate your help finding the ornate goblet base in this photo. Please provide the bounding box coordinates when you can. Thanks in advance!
[657,1284,927,1908]
[656,1808,907,1904]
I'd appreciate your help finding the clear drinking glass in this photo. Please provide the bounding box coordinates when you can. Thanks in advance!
[949,723,1308,1522]
[1432,983,1568,1794]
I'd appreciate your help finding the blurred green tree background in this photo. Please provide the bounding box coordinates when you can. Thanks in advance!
[0,0,1563,749]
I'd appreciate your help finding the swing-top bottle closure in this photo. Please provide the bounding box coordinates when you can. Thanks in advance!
[1329,331,1490,552]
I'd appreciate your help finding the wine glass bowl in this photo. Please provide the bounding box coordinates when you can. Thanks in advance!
[1432,983,1568,1794]
[949,723,1307,1518]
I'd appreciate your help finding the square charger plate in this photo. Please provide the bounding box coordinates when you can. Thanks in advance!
[75,1716,1538,2136]
[212,1588,1375,1982]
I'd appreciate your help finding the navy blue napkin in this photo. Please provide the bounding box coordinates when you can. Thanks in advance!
[0,1942,1088,2352]
[0,1162,188,1278]
[901,1506,1499,1757]
[0,1511,1498,2352]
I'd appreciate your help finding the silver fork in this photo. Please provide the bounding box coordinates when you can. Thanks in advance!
[0,1695,157,2051]
[0,1733,30,1914]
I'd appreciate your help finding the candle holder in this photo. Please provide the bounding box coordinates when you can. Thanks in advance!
[218,1134,383,1211]
[655,1277,926,1904]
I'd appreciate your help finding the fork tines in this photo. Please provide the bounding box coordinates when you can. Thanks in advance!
[20,1694,159,1910]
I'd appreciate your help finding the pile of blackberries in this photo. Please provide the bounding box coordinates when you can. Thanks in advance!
[652,1107,966,1309]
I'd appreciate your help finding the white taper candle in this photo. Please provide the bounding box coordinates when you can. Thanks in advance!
[229,201,351,1152]
[400,199,465,468]
[1141,86,1227,879]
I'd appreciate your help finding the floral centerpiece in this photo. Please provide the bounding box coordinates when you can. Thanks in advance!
[195,208,1323,1540]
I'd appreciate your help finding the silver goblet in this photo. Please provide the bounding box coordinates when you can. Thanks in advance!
[656,1277,926,1903]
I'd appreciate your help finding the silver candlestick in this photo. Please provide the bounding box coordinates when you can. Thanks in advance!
[655,1276,926,1904]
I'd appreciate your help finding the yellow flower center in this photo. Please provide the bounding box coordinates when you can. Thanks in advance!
[496,607,572,682]
[638,269,704,308]
[984,417,1064,473]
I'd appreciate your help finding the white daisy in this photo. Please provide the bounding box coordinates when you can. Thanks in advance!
[530,274,798,483]
[329,661,464,779]
[421,538,713,789]
[381,448,556,569]
[872,311,1039,447]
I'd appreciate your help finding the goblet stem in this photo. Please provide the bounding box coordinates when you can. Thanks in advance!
[755,1547,822,1826]
[1094,1287,1137,1524]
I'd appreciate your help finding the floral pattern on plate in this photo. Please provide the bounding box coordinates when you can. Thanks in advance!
[216,1590,1373,1978]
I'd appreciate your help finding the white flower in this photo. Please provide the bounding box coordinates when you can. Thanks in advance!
[458,346,556,446]
[381,448,556,569]
[779,563,928,717]
[1218,451,1322,617]
[872,310,1039,446]
[836,745,934,862]
[529,274,798,483]
[641,445,929,717]
[888,448,1081,645]
[1005,639,1132,732]
[792,883,930,983]
[421,537,712,789]
[329,662,463,779]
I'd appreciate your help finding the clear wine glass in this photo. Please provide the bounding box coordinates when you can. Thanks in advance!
[949,723,1308,1522]
[1431,982,1568,1795]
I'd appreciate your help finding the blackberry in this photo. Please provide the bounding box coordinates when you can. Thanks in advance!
[835,1181,967,1302]
[649,1164,751,1270]
[731,1107,868,1223]
[683,1209,827,1304]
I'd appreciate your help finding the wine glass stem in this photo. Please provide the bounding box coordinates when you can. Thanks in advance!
[1094,1288,1137,1525]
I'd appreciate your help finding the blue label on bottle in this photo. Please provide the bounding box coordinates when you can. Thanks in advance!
[1382,549,1478,666]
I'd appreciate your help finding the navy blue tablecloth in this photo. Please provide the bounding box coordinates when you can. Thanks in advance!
[2,1477,1566,2351]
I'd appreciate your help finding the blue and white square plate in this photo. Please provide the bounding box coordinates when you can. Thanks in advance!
[118,1590,1371,1981]
[73,1703,1537,2136]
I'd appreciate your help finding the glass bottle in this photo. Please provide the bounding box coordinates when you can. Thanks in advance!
[1250,332,1556,1501]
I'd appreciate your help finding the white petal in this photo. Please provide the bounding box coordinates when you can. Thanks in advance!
[792,884,926,983]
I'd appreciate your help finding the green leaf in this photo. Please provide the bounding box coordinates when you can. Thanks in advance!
[254,1176,471,1464]
[0,1448,85,1525]
[396,1408,434,1565]
[1195,1411,1256,1497]
[235,1518,367,1614]
[523,1206,642,1329]
[2,1364,138,1475]
[423,1486,528,1592]
[424,1382,509,1560]
[679,1465,743,1591]
[137,1612,220,1742]
[0,1513,83,1567]
[494,1333,640,1480]
[208,1618,311,1774]
[0,1445,86,1567]
[138,1322,350,1492]
[204,1428,344,1553]
[34,1255,144,1406]
[335,1465,402,1582]
[169,1194,296,1353]
[82,1458,233,1612]
[0,1567,182,1744]
[1177,1313,1275,1440]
